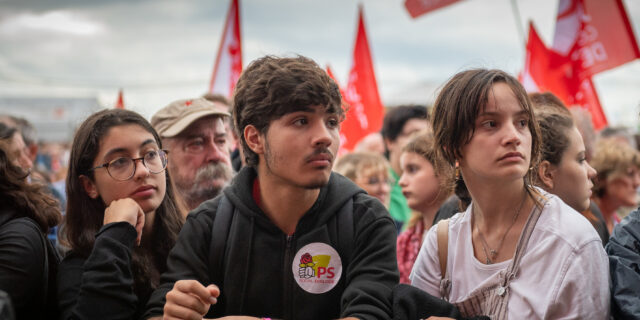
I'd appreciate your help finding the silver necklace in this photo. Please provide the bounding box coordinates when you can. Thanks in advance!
[475,191,527,264]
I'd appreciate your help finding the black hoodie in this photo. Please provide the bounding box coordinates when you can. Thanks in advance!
[144,166,399,319]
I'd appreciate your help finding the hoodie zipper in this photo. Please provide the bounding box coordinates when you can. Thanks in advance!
[283,234,294,320]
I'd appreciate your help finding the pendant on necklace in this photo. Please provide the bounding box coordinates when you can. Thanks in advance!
[490,249,498,258]
[486,257,491,264]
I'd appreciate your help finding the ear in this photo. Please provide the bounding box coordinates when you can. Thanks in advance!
[537,160,556,190]
[244,125,264,155]
[79,175,99,199]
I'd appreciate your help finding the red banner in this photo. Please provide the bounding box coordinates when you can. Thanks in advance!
[339,6,385,152]
[552,0,640,79]
[209,0,243,98]
[404,0,462,18]
[522,23,608,129]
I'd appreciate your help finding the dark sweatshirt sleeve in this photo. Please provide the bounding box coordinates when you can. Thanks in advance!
[606,209,640,319]
[341,195,400,320]
[143,209,215,319]
[0,219,46,319]
[57,221,138,320]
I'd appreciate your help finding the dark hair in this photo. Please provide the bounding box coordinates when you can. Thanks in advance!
[0,141,61,232]
[233,55,343,167]
[431,69,542,205]
[63,108,185,298]
[0,122,17,141]
[381,105,428,143]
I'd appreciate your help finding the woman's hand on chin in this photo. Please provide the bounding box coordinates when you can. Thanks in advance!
[104,197,145,245]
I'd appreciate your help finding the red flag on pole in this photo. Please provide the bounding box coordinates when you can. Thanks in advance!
[114,89,124,109]
[522,22,608,129]
[404,0,462,18]
[209,0,242,98]
[552,0,640,79]
[340,5,385,152]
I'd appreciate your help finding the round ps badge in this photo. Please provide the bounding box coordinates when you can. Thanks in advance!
[292,242,342,294]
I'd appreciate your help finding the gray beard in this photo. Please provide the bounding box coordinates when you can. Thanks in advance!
[176,162,234,210]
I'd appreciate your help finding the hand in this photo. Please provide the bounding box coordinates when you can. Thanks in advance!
[104,198,145,245]
[163,280,220,320]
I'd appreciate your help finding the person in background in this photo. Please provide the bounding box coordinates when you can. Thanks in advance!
[381,105,430,232]
[411,68,609,319]
[334,151,392,207]
[0,122,33,171]
[529,92,607,244]
[202,93,245,172]
[0,141,62,319]
[57,109,185,319]
[354,132,386,155]
[396,131,453,284]
[151,98,234,211]
[590,138,640,234]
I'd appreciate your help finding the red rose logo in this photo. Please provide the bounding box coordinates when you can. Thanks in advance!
[300,253,312,265]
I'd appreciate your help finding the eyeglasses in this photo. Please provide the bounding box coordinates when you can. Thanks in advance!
[88,150,169,181]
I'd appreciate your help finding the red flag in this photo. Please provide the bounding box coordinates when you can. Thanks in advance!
[209,0,242,98]
[340,6,385,152]
[521,22,609,129]
[114,89,124,109]
[404,0,462,18]
[552,0,640,79]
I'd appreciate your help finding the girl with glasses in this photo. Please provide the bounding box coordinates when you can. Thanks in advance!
[410,69,609,319]
[58,109,185,319]
[333,152,392,208]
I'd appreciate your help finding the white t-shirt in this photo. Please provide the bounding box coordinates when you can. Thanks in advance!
[410,192,610,319]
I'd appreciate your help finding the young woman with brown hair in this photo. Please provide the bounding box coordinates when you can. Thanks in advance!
[410,69,609,319]
[0,138,61,319]
[57,109,185,319]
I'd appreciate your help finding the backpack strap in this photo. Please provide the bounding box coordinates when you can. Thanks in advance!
[209,195,234,288]
[336,198,355,270]
[436,219,449,279]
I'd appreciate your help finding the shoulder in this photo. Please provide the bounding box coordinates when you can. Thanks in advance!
[0,217,44,250]
[352,192,394,226]
[533,193,602,250]
[607,207,640,251]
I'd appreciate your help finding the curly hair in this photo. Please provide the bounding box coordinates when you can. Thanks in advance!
[0,141,61,232]
[62,108,185,299]
[591,138,640,198]
[233,55,344,167]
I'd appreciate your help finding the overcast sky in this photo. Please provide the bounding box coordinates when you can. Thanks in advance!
[1,0,639,128]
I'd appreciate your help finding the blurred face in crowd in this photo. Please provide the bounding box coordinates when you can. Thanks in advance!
[603,165,640,208]
[385,119,429,173]
[545,127,596,212]
[8,131,33,171]
[355,167,391,207]
[165,116,233,210]
[399,151,442,213]
[82,124,166,214]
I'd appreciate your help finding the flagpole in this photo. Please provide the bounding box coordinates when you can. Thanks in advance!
[509,0,526,46]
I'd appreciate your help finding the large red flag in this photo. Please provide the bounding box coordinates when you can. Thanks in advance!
[552,0,640,79]
[209,0,242,98]
[340,6,385,152]
[522,23,608,129]
[114,89,124,109]
[404,0,462,18]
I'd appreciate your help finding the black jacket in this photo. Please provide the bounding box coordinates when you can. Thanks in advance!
[144,167,399,319]
[606,207,640,319]
[0,209,58,320]
[57,222,143,319]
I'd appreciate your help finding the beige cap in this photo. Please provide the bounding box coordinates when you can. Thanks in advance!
[151,97,230,138]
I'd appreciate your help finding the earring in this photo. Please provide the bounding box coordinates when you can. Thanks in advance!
[455,161,461,181]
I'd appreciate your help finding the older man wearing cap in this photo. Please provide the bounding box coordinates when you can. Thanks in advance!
[151,97,234,210]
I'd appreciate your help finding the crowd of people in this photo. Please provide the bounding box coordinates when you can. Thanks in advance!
[0,54,640,320]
